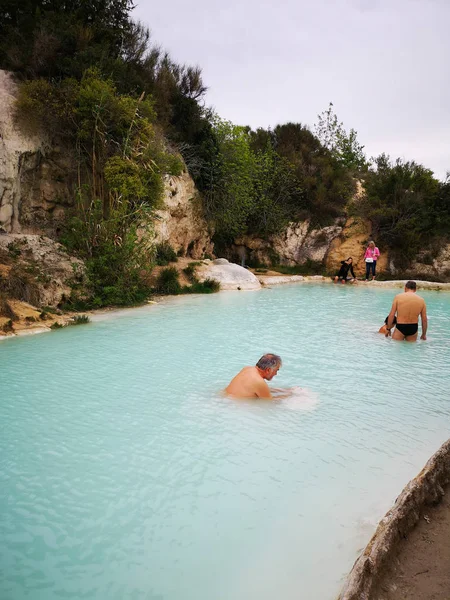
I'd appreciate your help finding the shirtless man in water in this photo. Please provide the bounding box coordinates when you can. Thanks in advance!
[386,280,428,341]
[225,354,281,399]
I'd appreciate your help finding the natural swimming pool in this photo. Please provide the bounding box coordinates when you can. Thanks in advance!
[1,283,450,600]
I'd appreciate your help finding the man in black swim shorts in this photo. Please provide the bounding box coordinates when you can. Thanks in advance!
[385,281,428,341]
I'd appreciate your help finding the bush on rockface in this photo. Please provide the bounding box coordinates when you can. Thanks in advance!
[16,69,184,308]
[154,267,182,295]
[352,155,448,268]
[186,278,220,294]
[153,266,220,295]
[61,199,155,308]
[155,243,178,266]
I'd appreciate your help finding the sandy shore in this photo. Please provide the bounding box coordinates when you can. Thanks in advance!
[372,483,450,599]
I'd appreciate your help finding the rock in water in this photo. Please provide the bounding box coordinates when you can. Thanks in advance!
[199,262,261,290]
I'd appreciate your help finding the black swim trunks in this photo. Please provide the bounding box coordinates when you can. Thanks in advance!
[396,323,418,336]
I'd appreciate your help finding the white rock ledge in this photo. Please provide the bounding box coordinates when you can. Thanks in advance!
[369,279,450,291]
[199,260,261,290]
[259,275,328,285]
[259,275,305,285]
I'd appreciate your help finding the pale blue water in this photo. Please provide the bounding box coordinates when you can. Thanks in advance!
[1,283,450,600]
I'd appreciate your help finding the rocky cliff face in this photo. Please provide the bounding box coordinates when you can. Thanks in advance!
[152,172,213,259]
[0,233,85,309]
[0,69,213,258]
[1,69,449,284]
[406,245,450,281]
[233,219,346,269]
[0,70,76,235]
[326,217,389,277]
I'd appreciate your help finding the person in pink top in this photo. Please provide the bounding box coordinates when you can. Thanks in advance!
[364,240,380,280]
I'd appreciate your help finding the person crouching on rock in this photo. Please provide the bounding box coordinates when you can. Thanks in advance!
[334,257,356,284]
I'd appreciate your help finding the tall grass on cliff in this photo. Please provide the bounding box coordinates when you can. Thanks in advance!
[16,69,183,307]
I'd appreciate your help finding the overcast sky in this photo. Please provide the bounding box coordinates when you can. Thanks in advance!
[134,0,449,180]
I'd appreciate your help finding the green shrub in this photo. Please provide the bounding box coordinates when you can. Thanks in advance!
[184,278,220,294]
[155,243,178,266]
[0,262,43,306]
[182,263,201,283]
[154,267,181,295]
[69,315,90,325]
[15,69,184,309]
[351,155,442,267]
[7,241,23,259]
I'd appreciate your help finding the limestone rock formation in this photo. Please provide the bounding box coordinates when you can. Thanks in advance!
[152,172,213,259]
[0,234,85,307]
[407,244,450,281]
[326,217,388,277]
[234,219,344,267]
[198,260,261,290]
[0,70,76,235]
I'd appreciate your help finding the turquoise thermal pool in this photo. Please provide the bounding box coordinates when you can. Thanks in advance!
[1,283,450,600]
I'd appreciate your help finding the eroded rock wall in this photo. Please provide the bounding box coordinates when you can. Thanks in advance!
[404,244,450,282]
[0,234,85,308]
[152,172,213,259]
[326,217,389,277]
[0,70,76,235]
[233,219,345,267]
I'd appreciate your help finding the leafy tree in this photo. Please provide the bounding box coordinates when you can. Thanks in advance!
[0,0,135,78]
[16,68,182,213]
[204,117,257,242]
[273,123,355,224]
[247,143,302,236]
[353,155,441,267]
[315,102,368,172]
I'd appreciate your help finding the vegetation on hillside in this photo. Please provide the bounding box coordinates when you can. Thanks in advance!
[1,0,449,300]
[352,156,450,269]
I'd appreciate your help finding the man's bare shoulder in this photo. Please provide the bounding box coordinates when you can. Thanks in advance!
[238,366,259,378]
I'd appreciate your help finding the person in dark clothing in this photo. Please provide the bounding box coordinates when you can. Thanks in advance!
[334,257,356,284]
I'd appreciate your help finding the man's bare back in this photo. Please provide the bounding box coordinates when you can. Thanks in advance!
[226,366,273,399]
[386,281,427,341]
[225,354,281,399]
[395,292,425,323]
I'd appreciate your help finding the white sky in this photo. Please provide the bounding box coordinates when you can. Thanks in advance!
[134,0,450,180]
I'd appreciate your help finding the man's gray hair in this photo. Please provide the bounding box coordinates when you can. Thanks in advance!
[256,353,282,370]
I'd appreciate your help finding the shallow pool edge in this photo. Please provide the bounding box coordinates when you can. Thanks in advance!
[2,278,450,341]
[338,437,450,600]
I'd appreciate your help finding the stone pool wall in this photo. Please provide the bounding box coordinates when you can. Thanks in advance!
[338,438,450,600]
